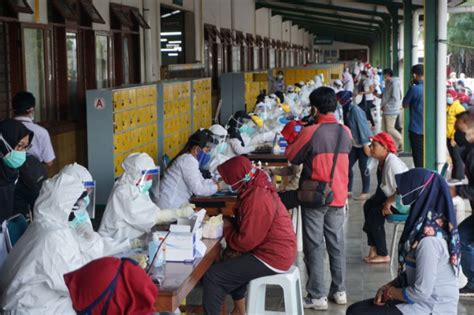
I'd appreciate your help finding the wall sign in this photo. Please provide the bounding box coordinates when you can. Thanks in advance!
[94,97,106,110]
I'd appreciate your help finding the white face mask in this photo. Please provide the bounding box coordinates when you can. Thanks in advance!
[364,157,378,176]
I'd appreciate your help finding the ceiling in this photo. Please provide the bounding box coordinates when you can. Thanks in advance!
[255,0,466,46]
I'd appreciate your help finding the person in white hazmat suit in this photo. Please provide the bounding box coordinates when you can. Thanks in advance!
[0,171,90,314]
[226,111,257,156]
[59,163,132,260]
[207,124,231,174]
[157,130,219,209]
[100,152,196,240]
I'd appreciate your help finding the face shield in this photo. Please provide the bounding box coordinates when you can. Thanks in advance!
[137,167,160,195]
[82,181,96,218]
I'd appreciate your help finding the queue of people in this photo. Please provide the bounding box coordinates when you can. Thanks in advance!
[0,70,472,315]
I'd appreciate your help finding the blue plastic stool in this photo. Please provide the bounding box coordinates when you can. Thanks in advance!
[386,214,408,265]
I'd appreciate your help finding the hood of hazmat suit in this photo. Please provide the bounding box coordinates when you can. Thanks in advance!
[0,172,88,314]
[59,163,131,260]
[99,153,160,240]
[208,124,231,174]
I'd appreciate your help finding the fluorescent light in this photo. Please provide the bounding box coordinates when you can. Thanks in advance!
[160,39,167,42]
[160,32,182,36]
[168,40,182,44]
[162,48,182,52]
[171,10,181,15]
[168,53,178,56]
[161,13,172,18]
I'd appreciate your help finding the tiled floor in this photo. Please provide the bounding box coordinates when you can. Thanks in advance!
[188,158,474,314]
[262,158,474,314]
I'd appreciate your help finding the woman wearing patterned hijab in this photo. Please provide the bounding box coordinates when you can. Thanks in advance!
[347,168,460,315]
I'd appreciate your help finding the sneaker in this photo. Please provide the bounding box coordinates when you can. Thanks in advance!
[460,285,474,297]
[303,296,328,310]
[330,291,347,305]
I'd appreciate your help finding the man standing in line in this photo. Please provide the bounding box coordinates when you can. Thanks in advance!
[402,64,424,167]
[286,87,353,311]
[381,69,403,149]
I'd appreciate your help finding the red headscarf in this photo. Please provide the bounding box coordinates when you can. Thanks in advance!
[371,132,397,153]
[64,257,158,315]
[447,89,458,99]
[217,156,274,196]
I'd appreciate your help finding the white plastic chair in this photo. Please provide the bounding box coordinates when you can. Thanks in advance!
[247,266,304,315]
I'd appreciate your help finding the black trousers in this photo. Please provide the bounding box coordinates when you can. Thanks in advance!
[346,299,402,315]
[447,138,465,180]
[363,188,388,256]
[409,131,424,168]
[202,253,275,315]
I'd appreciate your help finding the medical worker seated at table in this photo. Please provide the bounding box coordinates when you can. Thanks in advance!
[347,169,460,315]
[100,152,195,240]
[64,257,158,314]
[226,110,258,156]
[157,130,220,209]
[202,156,296,315]
[60,163,133,260]
[0,167,94,314]
[207,124,231,174]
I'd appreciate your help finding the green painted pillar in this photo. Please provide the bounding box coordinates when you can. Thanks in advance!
[385,19,391,68]
[389,7,399,76]
[424,0,437,170]
[403,0,413,152]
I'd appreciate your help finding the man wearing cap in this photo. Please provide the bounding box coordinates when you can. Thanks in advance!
[363,132,408,264]
[336,91,372,201]
[12,91,55,167]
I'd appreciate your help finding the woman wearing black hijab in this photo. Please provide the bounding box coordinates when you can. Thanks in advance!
[347,168,460,315]
[0,119,33,223]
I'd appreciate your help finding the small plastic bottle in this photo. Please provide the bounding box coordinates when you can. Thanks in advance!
[148,233,159,265]
[155,235,166,267]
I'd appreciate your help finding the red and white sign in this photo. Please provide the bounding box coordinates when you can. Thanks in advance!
[94,97,106,110]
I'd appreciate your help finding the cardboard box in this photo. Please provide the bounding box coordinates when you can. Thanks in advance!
[166,232,196,262]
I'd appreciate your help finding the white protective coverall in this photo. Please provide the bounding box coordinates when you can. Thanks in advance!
[207,124,231,174]
[0,173,87,314]
[158,153,217,209]
[100,153,192,240]
[60,163,131,260]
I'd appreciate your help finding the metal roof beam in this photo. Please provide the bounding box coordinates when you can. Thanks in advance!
[270,8,384,28]
[282,16,379,33]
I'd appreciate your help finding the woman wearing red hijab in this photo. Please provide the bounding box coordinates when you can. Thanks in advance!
[63,257,158,314]
[202,156,296,315]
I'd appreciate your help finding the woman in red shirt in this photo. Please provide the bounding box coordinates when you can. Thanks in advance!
[202,156,297,315]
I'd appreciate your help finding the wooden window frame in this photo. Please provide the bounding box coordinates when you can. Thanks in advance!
[20,23,54,122]
[6,0,33,14]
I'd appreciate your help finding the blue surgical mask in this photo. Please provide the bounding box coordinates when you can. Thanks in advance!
[239,124,256,136]
[197,150,211,169]
[69,209,90,229]
[447,97,454,105]
[395,194,411,214]
[217,142,228,154]
[138,180,153,194]
[3,150,26,169]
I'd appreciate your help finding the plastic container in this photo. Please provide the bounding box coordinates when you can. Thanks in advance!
[148,233,166,268]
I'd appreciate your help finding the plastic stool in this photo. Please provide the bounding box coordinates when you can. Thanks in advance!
[386,214,408,266]
[247,266,304,315]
